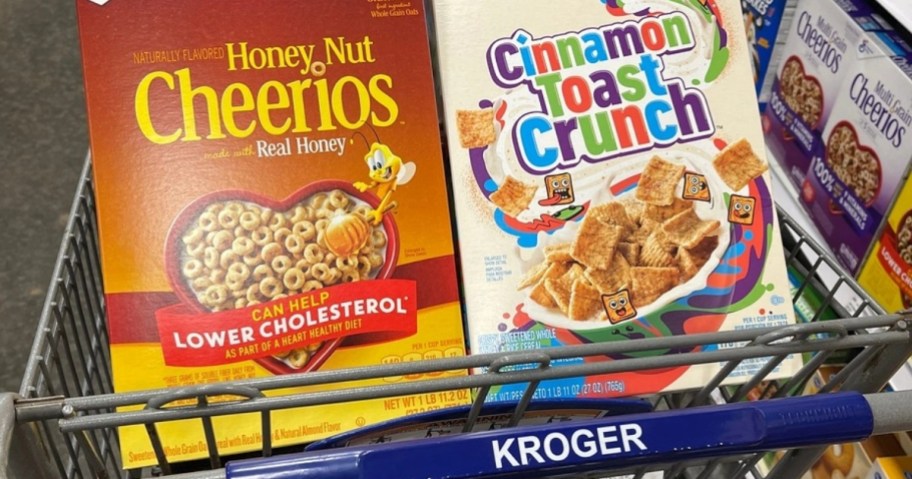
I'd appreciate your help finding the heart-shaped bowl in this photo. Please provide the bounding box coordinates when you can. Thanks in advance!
[825,120,882,208]
[779,56,825,131]
[164,181,400,375]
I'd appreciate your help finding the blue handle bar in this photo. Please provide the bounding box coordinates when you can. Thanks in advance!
[226,392,873,479]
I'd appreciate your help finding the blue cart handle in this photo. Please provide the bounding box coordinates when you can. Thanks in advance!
[226,392,874,479]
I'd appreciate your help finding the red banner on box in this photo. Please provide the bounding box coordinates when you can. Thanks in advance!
[156,279,417,367]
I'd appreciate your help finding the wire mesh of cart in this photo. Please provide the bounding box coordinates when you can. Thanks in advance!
[2,157,912,479]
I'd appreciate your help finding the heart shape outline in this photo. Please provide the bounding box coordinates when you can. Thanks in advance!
[825,120,883,212]
[164,180,400,375]
[778,55,825,134]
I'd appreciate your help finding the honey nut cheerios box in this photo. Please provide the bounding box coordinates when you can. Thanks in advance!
[433,0,802,400]
[75,0,466,468]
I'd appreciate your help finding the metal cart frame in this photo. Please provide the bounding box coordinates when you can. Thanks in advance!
[2,156,912,479]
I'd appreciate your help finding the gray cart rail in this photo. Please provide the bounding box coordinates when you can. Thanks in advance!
[2,157,912,479]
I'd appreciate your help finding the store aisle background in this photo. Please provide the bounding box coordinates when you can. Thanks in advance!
[0,1,87,392]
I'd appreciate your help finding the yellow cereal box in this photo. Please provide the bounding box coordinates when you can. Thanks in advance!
[75,0,466,468]
[859,180,912,313]
[867,456,912,479]
[433,0,801,399]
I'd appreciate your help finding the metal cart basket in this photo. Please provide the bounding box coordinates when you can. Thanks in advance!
[2,157,912,479]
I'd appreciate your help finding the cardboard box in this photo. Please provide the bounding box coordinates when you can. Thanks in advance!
[743,0,797,109]
[75,0,467,468]
[859,148,912,311]
[867,457,912,479]
[433,0,801,400]
[763,0,873,189]
[807,438,911,479]
[803,19,912,274]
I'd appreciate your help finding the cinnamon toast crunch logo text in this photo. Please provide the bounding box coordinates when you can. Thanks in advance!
[487,12,715,174]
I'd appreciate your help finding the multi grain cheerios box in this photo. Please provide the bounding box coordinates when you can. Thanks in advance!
[75,0,467,468]
[764,0,869,188]
[805,14,912,275]
[433,0,802,400]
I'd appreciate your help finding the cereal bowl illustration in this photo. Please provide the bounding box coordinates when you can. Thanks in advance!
[519,152,736,331]
[164,181,399,375]
[825,121,882,207]
[778,56,824,129]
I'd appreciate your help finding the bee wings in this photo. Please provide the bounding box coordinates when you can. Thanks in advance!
[396,161,417,185]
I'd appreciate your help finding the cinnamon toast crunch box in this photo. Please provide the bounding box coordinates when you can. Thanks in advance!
[75,0,466,468]
[434,0,801,399]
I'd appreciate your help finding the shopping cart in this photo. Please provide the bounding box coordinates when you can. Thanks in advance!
[2,156,912,479]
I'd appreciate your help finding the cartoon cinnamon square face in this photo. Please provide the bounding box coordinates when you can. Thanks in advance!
[544,173,575,205]
[728,195,757,225]
[683,173,711,202]
[602,289,637,324]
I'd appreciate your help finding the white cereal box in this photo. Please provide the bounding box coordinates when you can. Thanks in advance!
[764,0,872,188]
[433,0,801,400]
[811,45,912,274]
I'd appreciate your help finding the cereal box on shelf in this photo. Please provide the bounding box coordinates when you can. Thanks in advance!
[859,176,912,313]
[742,0,797,109]
[75,0,466,468]
[802,5,912,274]
[867,456,912,479]
[763,0,874,188]
[796,366,909,479]
[433,0,801,400]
